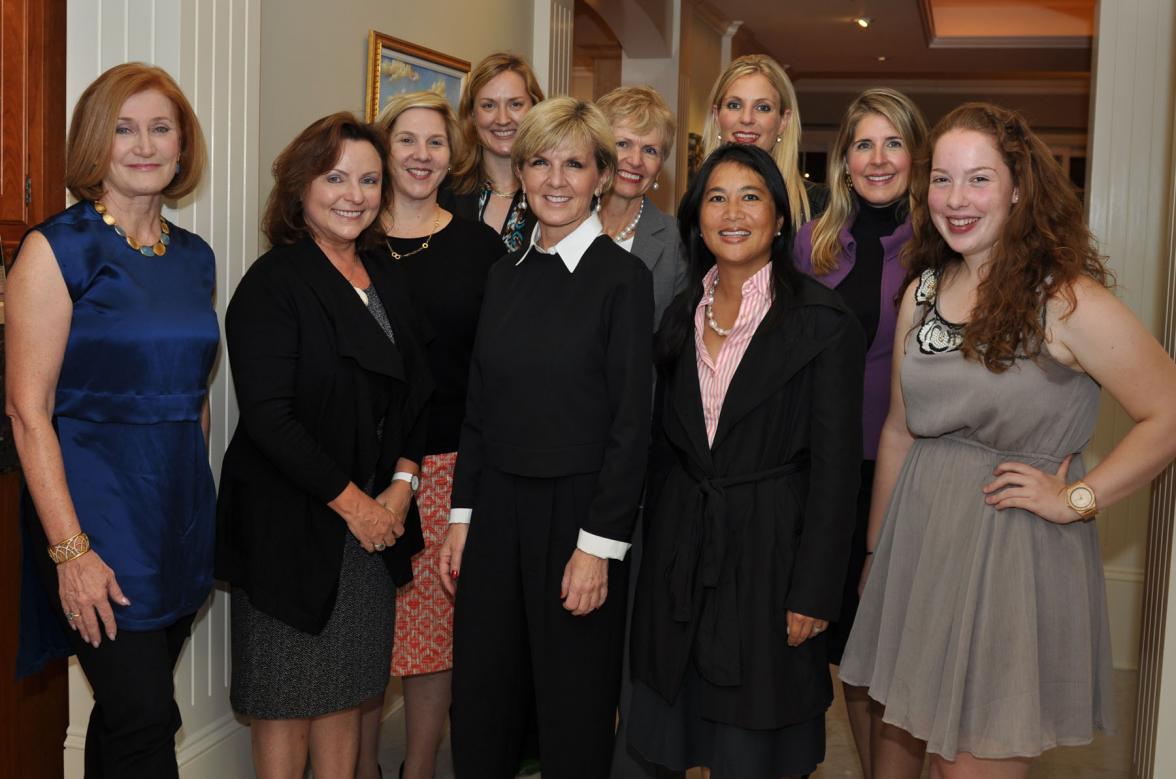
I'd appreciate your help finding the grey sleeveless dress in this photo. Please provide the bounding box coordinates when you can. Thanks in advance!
[839,269,1115,760]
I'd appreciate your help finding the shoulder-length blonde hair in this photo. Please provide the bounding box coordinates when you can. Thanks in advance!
[450,52,545,195]
[701,54,808,228]
[809,88,928,275]
[66,62,206,203]
[904,102,1110,372]
[596,85,677,157]
[374,89,465,171]
[511,97,617,197]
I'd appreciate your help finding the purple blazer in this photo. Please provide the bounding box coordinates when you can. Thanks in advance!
[793,217,912,460]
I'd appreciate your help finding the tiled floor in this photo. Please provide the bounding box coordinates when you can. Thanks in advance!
[377,670,1137,778]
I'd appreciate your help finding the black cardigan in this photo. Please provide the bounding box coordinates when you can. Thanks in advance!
[215,237,433,634]
[451,235,653,543]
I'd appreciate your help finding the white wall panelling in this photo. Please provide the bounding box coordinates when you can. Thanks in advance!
[64,0,260,776]
[534,0,574,96]
[1087,0,1176,774]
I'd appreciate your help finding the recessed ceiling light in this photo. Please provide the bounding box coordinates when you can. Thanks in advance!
[855,16,872,28]
[877,55,887,62]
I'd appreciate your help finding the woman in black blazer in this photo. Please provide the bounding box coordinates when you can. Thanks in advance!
[215,113,431,778]
[439,97,653,779]
[628,144,864,778]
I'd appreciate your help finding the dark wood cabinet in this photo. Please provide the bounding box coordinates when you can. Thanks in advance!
[0,1,68,777]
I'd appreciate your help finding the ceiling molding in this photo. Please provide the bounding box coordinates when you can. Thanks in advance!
[689,0,733,37]
[919,0,1091,50]
[793,75,1090,96]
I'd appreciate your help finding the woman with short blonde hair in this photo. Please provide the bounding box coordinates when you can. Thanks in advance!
[441,96,653,777]
[701,54,825,231]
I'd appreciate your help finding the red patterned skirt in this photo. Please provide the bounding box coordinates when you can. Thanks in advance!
[390,451,457,676]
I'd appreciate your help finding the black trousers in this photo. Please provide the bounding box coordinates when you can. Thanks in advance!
[29,524,195,779]
[71,613,195,779]
[451,469,629,779]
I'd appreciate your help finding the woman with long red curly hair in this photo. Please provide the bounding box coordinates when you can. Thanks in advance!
[839,102,1176,779]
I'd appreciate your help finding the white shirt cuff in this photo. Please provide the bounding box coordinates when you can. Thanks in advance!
[577,529,630,560]
[448,508,472,524]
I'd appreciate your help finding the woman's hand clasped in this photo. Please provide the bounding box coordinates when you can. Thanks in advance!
[561,549,608,616]
[58,551,130,648]
[983,454,1082,524]
[331,482,404,553]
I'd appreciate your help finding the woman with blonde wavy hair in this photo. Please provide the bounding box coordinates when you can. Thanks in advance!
[701,54,827,232]
[793,87,928,779]
[445,51,545,252]
[840,103,1176,778]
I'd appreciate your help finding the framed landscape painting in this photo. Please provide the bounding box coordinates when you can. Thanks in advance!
[365,30,470,121]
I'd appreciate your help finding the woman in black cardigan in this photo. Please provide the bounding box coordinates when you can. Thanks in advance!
[628,144,864,778]
[215,113,431,778]
[439,96,653,778]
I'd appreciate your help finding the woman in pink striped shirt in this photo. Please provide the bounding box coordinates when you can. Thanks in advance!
[628,143,865,778]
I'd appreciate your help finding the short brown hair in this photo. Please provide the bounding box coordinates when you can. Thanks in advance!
[66,62,206,202]
[596,86,677,156]
[511,97,617,195]
[450,52,545,194]
[374,90,464,170]
[262,112,392,249]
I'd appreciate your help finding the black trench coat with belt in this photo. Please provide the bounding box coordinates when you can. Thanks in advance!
[631,274,865,730]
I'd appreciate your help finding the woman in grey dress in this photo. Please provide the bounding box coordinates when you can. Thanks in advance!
[839,103,1176,778]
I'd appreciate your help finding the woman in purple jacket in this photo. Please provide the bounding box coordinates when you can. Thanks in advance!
[793,87,927,779]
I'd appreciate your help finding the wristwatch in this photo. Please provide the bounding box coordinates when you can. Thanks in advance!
[392,471,420,493]
[1064,480,1097,519]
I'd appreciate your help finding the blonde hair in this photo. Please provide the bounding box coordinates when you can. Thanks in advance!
[701,54,808,228]
[511,97,617,196]
[596,85,677,156]
[451,52,545,194]
[809,88,928,275]
[374,90,464,168]
[66,62,206,203]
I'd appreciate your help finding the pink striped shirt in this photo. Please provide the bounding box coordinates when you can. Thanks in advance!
[694,263,774,445]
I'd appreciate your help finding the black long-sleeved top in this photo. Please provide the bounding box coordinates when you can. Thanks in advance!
[451,225,654,546]
[384,216,504,454]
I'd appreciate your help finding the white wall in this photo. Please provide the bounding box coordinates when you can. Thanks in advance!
[64,0,261,775]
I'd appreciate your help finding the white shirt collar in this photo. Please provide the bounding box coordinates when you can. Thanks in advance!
[517,214,604,272]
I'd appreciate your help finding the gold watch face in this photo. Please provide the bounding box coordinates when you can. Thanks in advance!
[1069,485,1095,511]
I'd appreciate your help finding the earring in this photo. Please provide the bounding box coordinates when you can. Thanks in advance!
[652,180,660,191]
[845,165,853,190]
[174,162,182,177]
[717,132,723,143]
[775,135,782,145]
[1012,194,1019,204]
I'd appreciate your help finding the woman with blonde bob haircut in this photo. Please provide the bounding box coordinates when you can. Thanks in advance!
[793,86,928,779]
[446,51,545,250]
[701,54,825,231]
[11,62,216,778]
[359,89,503,779]
[442,96,653,777]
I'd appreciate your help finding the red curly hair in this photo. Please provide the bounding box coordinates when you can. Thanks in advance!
[903,102,1111,372]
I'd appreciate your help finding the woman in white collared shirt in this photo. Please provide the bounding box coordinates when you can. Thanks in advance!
[439,96,654,778]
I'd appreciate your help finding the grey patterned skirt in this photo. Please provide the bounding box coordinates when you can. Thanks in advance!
[230,533,396,719]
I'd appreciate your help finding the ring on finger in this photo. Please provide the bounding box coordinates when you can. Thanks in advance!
[65,611,80,621]
[374,542,386,552]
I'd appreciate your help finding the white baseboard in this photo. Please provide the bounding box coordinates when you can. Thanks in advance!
[1105,566,1144,671]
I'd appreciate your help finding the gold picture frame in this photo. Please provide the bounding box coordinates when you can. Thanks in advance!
[365,30,470,121]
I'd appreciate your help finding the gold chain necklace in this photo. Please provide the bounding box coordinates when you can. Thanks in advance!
[93,201,170,256]
[485,181,518,200]
[385,209,441,260]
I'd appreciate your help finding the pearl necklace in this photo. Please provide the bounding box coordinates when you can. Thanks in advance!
[705,274,733,336]
[93,201,170,257]
[385,209,441,260]
[611,198,644,242]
